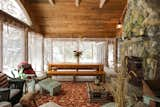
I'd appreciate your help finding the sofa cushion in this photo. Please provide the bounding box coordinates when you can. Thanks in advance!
[10,89,20,99]
[0,73,9,88]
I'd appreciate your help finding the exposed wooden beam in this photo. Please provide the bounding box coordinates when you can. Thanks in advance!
[120,3,127,23]
[75,0,80,7]
[44,32,116,38]
[48,0,55,6]
[99,0,106,8]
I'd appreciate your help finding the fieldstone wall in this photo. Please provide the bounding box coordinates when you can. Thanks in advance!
[121,0,160,80]
[120,0,160,106]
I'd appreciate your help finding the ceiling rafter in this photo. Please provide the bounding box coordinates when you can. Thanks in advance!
[99,0,106,8]
[75,0,80,7]
[48,0,55,6]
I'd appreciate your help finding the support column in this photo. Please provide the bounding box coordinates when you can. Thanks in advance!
[24,28,28,62]
[42,37,44,71]
[0,21,3,71]
[105,40,109,67]
[114,38,118,71]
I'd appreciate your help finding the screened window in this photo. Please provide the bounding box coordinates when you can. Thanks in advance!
[3,24,25,75]
[0,0,31,25]
[44,39,101,70]
[108,44,114,68]
[44,38,52,70]
[80,41,97,63]
[52,41,77,63]
[28,32,43,71]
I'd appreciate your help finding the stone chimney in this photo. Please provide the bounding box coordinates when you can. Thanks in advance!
[120,0,160,106]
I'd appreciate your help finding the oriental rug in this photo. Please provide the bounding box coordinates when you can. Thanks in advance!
[34,82,101,107]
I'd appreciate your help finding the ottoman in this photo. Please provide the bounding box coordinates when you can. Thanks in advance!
[38,78,61,96]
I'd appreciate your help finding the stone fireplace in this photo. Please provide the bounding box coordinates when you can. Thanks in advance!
[121,0,160,80]
[120,0,160,106]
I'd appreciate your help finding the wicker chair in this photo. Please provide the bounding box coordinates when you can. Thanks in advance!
[0,72,25,105]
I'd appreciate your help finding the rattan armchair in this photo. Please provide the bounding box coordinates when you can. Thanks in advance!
[0,72,25,105]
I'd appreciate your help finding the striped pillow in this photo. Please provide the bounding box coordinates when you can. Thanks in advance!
[0,73,9,88]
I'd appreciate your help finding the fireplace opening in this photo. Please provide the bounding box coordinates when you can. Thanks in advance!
[125,56,144,87]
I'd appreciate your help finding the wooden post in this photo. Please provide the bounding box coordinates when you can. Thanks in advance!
[24,28,28,62]
[105,40,109,67]
[0,20,3,71]
[114,38,118,72]
[42,37,44,71]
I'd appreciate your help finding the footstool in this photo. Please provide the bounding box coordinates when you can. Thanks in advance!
[38,78,61,96]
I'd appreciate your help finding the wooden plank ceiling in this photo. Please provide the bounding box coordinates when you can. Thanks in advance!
[25,0,127,38]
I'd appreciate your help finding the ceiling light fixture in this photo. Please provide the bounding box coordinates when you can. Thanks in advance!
[116,21,122,29]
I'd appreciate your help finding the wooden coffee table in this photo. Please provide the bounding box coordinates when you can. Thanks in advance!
[87,82,113,103]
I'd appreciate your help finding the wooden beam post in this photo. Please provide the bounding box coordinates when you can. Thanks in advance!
[105,40,109,67]
[99,0,106,8]
[0,20,3,71]
[48,0,55,6]
[42,37,44,71]
[75,0,80,7]
[24,28,28,62]
[113,38,118,72]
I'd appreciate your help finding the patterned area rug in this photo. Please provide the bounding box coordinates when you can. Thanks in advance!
[34,82,101,107]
